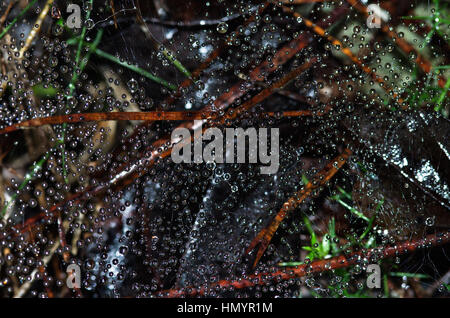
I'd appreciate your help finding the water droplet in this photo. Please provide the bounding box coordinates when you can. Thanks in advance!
[49,56,58,67]
[85,19,94,30]
[52,24,63,36]
[127,78,138,93]
[119,246,128,255]
[216,22,228,34]
[425,217,435,227]
[28,199,37,208]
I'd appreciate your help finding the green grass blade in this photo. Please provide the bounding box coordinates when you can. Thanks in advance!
[336,198,370,222]
[302,214,317,245]
[278,261,303,266]
[161,48,192,79]
[389,272,431,279]
[401,16,432,20]
[435,77,450,111]
[94,48,177,90]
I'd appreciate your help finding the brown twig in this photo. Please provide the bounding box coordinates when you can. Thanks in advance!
[0,108,329,134]
[245,148,352,268]
[157,231,450,297]
[110,0,118,29]
[215,59,317,125]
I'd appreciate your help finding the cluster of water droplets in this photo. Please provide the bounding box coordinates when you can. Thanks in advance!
[0,0,447,298]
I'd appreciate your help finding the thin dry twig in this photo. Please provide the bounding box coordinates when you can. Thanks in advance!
[158,231,450,297]
[0,109,327,134]
[110,0,118,29]
[246,148,352,268]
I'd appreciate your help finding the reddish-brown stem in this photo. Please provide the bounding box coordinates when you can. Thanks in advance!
[0,108,328,135]
[0,112,209,134]
[110,0,118,29]
[245,148,352,268]
[157,231,450,297]
[401,19,450,60]
[28,227,55,298]
[215,59,317,126]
